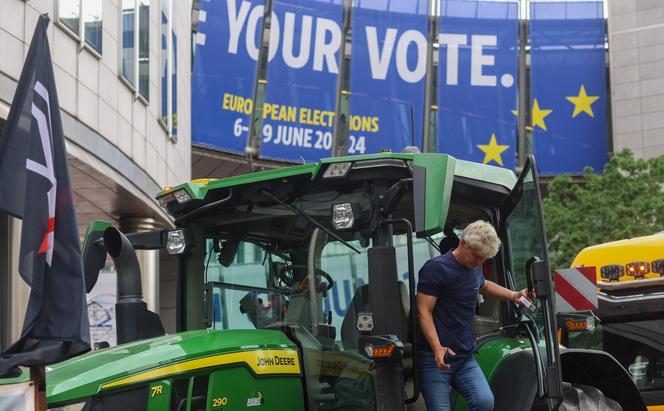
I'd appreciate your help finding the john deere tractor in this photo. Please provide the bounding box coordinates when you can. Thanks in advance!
[15,153,645,410]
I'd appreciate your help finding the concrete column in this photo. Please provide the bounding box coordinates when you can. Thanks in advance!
[119,217,160,313]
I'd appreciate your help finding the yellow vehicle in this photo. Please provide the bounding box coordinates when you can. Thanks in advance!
[567,234,664,410]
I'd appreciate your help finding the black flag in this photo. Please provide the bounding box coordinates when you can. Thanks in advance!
[0,15,90,374]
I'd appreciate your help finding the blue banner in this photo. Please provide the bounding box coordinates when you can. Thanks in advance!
[349,0,429,154]
[259,0,344,162]
[436,0,518,170]
[192,0,263,153]
[530,1,607,174]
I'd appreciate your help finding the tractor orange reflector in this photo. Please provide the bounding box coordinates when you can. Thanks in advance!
[369,343,396,358]
[564,319,588,331]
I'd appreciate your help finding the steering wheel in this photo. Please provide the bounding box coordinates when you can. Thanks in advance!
[277,265,334,291]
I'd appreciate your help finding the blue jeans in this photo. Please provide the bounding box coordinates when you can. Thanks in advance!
[418,351,494,411]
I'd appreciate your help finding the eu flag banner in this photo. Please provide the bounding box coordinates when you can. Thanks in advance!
[0,16,90,374]
[530,1,607,174]
[259,0,344,162]
[349,0,429,154]
[437,0,518,170]
[192,0,263,153]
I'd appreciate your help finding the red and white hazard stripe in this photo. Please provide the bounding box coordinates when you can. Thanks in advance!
[554,267,598,312]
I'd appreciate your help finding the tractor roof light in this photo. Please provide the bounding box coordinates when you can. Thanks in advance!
[626,261,650,279]
[323,162,352,178]
[600,264,624,282]
[166,229,188,255]
[331,202,361,230]
[652,259,664,276]
[157,192,175,208]
[352,158,407,170]
[173,188,192,204]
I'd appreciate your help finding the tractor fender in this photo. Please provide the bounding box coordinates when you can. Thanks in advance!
[560,348,646,411]
[464,337,537,411]
[488,348,537,411]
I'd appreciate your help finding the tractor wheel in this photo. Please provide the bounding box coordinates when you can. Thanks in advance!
[558,382,622,411]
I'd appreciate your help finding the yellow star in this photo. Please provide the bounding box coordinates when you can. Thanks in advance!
[531,99,553,131]
[566,85,599,118]
[477,134,510,167]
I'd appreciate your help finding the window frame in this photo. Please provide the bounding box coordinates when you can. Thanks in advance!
[160,0,177,141]
[120,0,150,102]
[55,0,103,58]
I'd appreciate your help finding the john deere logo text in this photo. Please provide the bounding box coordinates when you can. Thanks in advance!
[256,355,296,367]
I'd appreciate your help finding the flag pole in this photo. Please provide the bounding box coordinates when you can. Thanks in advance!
[30,366,46,410]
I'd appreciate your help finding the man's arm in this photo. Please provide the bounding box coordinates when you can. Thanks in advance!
[480,280,530,303]
[416,292,455,370]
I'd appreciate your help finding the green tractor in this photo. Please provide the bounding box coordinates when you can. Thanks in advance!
[8,153,645,410]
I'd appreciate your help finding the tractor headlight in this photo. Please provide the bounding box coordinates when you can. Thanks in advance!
[626,261,650,279]
[166,229,187,255]
[323,162,352,178]
[600,264,623,281]
[173,189,192,204]
[651,259,664,276]
[332,203,361,230]
[157,192,175,208]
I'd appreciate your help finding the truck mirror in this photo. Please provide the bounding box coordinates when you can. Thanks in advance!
[82,220,111,292]
[527,256,552,298]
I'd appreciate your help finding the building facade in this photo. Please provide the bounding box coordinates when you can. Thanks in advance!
[0,0,191,349]
[607,0,664,158]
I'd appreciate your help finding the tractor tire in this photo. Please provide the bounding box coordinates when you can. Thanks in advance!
[558,382,622,411]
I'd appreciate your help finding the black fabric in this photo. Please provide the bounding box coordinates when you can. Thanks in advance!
[0,15,90,373]
[416,252,485,356]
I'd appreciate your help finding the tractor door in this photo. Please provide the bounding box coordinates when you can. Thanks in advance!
[500,155,563,405]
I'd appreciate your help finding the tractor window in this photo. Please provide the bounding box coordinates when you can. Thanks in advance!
[320,240,370,337]
[170,378,189,411]
[205,240,289,330]
[320,234,439,347]
[503,159,554,374]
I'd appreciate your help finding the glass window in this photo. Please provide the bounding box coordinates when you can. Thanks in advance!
[121,0,136,84]
[138,0,150,99]
[58,0,102,53]
[161,0,177,139]
[58,0,81,35]
[504,161,558,385]
[122,0,149,99]
[83,0,103,53]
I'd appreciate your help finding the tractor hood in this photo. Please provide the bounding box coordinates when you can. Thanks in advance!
[46,329,297,404]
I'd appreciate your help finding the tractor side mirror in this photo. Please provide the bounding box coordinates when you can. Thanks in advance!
[526,256,551,299]
[218,235,241,267]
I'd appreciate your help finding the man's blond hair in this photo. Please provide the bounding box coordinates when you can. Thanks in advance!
[460,220,501,258]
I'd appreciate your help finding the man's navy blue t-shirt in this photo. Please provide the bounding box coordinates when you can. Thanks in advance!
[416,251,485,356]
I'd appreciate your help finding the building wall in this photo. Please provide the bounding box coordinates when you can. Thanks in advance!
[608,0,664,158]
[0,0,191,346]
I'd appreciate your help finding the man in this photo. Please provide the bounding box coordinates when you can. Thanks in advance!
[417,220,531,410]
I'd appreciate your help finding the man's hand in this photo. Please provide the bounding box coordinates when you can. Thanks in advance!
[433,346,456,370]
[511,288,535,304]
